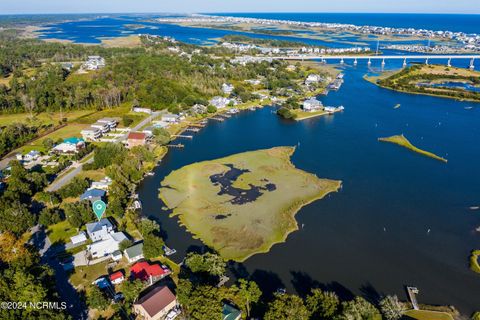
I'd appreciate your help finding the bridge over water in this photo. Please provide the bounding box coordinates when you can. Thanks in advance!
[270,55,480,68]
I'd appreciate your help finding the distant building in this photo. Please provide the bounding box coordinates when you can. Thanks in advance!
[91,121,110,134]
[222,83,235,94]
[302,98,323,112]
[109,271,125,285]
[161,113,180,123]
[209,96,230,109]
[52,137,85,154]
[22,150,40,162]
[305,74,322,85]
[126,132,148,148]
[191,104,207,114]
[81,127,102,141]
[133,107,153,114]
[124,242,144,263]
[84,56,106,70]
[97,118,118,129]
[133,285,177,320]
[89,177,113,191]
[80,188,106,203]
[87,232,128,259]
[86,218,114,242]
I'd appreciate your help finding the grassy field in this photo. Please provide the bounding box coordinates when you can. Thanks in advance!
[47,220,78,245]
[0,110,94,127]
[404,310,454,320]
[379,134,448,163]
[101,35,142,47]
[159,146,341,261]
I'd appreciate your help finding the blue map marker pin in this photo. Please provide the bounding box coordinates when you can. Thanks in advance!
[92,200,107,220]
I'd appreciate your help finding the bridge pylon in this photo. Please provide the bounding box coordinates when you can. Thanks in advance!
[403,58,407,68]
[447,58,451,67]
[354,58,358,66]
[470,58,475,70]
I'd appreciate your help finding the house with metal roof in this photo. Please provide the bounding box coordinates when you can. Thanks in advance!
[80,188,106,203]
[125,242,144,263]
[133,285,177,320]
[86,218,114,242]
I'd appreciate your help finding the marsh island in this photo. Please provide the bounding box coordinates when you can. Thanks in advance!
[159,147,341,261]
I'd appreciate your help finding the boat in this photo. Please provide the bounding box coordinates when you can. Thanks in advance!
[133,200,142,210]
[465,106,473,110]
[470,206,480,210]
[145,171,155,177]
[394,104,401,109]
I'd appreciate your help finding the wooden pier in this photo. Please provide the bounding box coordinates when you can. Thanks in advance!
[188,122,206,127]
[211,117,225,122]
[185,128,200,132]
[167,143,184,148]
[172,134,193,139]
[406,286,420,310]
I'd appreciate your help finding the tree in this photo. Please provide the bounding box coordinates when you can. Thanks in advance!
[338,297,381,320]
[0,232,31,263]
[142,233,164,259]
[176,279,223,320]
[122,115,134,127]
[0,201,36,235]
[379,295,406,320]
[306,288,339,319]
[64,201,94,229]
[230,279,262,318]
[152,127,171,146]
[57,177,89,199]
[119,239,133,251]
[138,218,160,236]
[42,138,54,150]
[121,279,144,306]
[207,105,217,113]
[86,285,110,310]
[185,252,226,277]
[264,293,310,320]
[38,207,62,226]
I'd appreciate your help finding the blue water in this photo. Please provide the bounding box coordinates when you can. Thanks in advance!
[137,57,480,315]
[37,13,476,47]
[216,13,480,34]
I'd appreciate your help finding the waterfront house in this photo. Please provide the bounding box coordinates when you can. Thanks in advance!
[124,242,144,263]
[222,303,242,320]
[22,150,40,162]
[305,74,322,85]
[87,232,128,259]
[133,285,177,320]
[81,127,102,141]
[191,104,207,114]
[130,261,171,283]
[86,218,114,242]
[80,188,106,203]
[209,96,230,109]
[109,271,125,285]
[222,83,235,95]
[302,98,323,112]
[126,132,148,148]
[161,113,180,123]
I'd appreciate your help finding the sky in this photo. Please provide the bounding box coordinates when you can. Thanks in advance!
[0,0,479,15]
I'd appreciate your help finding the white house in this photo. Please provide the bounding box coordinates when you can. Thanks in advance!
[133,107,153,114]
[86,218,114,242]
[209,96,230,109]
[124,242,144,263]
[23,150,40,162]
[91,121,110,134]
[70,231,87,245]
[97,118,118,129]
[222,83,235,95]
[161,114,180,123]
[303,98,323,112]
[84,56,106,70]
[87,232,128,259]
[305,74,322,85]
[191,104,207,114]
[52,137,85,154]
[81,127,102,141]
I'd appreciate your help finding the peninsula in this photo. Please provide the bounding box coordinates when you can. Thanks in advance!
[159,147,341,261]
[379,134,448,163]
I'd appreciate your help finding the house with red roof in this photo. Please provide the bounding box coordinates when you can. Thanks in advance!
[130,261,171,284]
[126,132,147,148]
[109,271,125,285]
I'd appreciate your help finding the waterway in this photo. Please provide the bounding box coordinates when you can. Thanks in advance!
[137,57,480,314]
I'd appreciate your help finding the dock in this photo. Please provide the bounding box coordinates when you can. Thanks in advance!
[211,117,225,122]
[172,134,193,139]
[189,123,206,128]
[406,286,420,310]
[185,128,201,132]
[167,143,184,148]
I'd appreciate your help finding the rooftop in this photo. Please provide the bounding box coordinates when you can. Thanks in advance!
[127,132,147,140]
[125,242,143,258]
[86,218,113,234]
[135,285,176,318]
[130,261,169,281]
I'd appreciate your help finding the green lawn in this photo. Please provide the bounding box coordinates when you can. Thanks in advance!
[0,110,94,127]
[404,310,454,320]
[47,220,78,245]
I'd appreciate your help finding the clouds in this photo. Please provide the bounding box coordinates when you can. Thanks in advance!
[0,0,478,14]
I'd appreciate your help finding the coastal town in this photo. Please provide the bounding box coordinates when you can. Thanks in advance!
[0,4,479,320]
